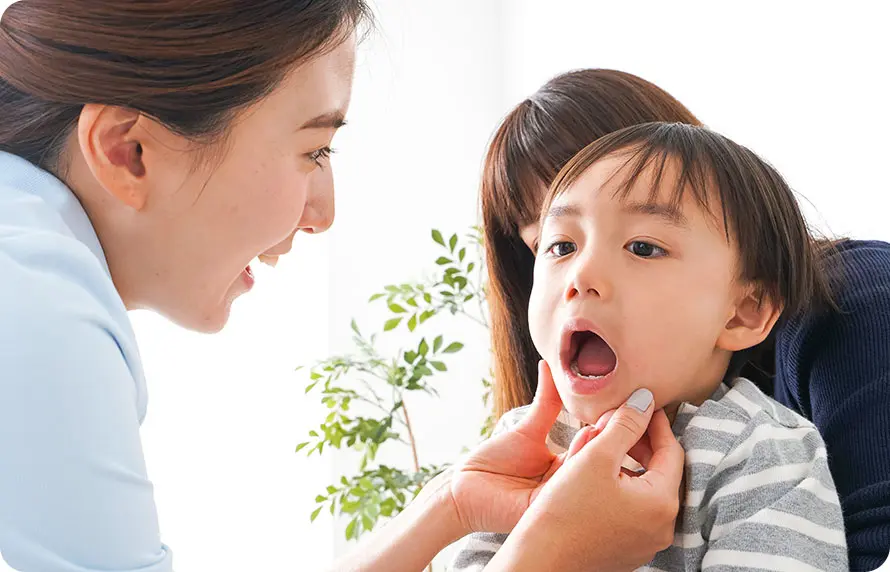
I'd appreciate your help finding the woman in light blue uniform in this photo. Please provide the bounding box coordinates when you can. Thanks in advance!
[0,2,684,571]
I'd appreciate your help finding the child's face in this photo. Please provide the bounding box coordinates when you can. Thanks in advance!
[528,154,748,424]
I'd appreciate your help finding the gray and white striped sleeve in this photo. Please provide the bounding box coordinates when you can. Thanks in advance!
[698,411,848,571]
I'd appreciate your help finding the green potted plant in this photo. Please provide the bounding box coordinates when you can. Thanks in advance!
[297,227,494,555]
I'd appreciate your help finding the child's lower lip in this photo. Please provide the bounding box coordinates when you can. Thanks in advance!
[563,364,616,395]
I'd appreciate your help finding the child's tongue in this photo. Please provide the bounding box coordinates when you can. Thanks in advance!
[575,335,617,377]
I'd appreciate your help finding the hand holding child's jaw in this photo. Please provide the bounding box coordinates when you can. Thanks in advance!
[487,382,685,572]
[446,360,675,539]
[447,360,569,536]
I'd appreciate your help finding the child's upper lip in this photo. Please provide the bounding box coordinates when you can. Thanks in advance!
[559,316,615,368]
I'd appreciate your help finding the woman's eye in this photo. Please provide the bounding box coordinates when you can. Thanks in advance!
[626,240,667,258]
[308,146,335,168]
[545,241,576,258]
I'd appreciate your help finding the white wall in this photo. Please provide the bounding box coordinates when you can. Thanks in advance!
[502,0,890,241]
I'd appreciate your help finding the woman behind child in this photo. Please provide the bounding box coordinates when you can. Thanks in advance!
[453,123,847,571]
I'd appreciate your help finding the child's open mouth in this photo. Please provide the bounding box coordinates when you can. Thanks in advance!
[560,318,618,395]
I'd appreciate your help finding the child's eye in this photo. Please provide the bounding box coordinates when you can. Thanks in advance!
[545,241,576,258]
[626,240,667,258]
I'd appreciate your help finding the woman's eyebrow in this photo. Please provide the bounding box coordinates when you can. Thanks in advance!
[298,111,347,130]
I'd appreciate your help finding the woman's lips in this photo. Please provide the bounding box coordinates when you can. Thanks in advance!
[240,265,256,290]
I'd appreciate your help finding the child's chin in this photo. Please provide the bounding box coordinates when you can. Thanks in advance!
[563,397,608,427]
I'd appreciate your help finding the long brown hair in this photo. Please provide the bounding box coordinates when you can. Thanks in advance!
[543,122,833,352]
[0,0,372,173]
[482,69,702,419]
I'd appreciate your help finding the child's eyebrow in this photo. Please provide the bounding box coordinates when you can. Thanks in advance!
[621,200,688,228]
[544,203,582,220]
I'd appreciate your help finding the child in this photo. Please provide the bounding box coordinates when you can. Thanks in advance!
[452,123,847,571]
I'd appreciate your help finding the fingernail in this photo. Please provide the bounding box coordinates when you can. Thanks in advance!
[626,388,654,413]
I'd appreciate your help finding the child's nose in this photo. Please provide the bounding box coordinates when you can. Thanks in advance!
[565,252,610,301]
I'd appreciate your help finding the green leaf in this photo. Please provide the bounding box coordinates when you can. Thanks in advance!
[443,342,464,353]
[407,314,417,332]
[432,229,445,247]
[464,294,474,302]
[405,350,417,363]
[388,304,406,314]
[384,285,399,293]
[362,514,375,532]
[315,495,327,503]
[430,361,447,372]
[423,293,432,304]
[418,339,429,356]
[369,293,385,302]
[467,262,476,273]
[310,506,323,522]
[383,318,402,331]
[416,365,433,376]
[327,485,338,494]
[345,519,357,540]
[449,234,458,252]
[405,297,418,307]
[459,247,466,262]
[350,319,361,336]
[295,442,309,453]
[433,335,443,353]
[419,310,435,324]
[435,257,451,265]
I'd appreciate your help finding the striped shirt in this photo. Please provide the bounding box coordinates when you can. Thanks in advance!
[450,378,848,571]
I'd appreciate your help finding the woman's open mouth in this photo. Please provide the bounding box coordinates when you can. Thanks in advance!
[559,319,618,395]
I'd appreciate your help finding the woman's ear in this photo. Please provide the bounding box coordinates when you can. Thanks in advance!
[717,286,783,352]
[76,104,151,210]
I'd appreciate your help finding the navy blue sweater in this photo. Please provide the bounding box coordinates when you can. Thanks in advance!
[775,240,890,571]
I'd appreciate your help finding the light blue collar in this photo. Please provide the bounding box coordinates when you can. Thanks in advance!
[0,150,111,276]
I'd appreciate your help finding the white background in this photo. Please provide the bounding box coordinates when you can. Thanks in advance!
[2,1,889,571]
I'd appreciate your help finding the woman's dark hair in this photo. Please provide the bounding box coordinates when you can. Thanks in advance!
[482,69,702,419]
[543,122,833,381]
[0,0,373,172]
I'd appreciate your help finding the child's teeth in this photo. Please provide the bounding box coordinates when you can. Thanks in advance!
[571,361,603,380]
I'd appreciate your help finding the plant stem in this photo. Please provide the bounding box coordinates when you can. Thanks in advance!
[400,400,421,473]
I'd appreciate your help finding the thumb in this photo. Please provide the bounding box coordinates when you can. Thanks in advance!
[593,388,655,467]
[516,360,563,440]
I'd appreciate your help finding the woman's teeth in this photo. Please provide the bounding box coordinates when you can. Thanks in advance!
[258,254,279,267]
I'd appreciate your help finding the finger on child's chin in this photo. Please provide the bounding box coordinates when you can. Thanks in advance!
[593,409,615,432]
[627,434,654,468]
[566,425,598,458]
[518,360,564,438]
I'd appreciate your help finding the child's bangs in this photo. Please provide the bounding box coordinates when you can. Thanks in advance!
[545,124,734,241]
[607,142,731,240]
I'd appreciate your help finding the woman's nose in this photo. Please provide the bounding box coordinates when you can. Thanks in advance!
[300,172,335,234]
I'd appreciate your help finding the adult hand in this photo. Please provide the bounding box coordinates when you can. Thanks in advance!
[447,360,568,535]
[487,383,685,572]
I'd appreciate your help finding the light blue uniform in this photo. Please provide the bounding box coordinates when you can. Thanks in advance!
[0,151,172,571]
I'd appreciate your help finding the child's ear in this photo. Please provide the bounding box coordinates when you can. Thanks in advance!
[717,286,782,352]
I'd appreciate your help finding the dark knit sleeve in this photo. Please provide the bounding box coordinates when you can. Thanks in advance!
[774,240,890,572]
